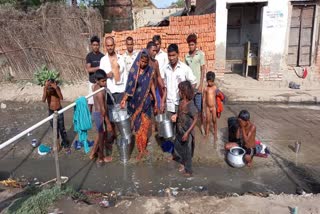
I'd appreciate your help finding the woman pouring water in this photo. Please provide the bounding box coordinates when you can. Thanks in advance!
[120,50,158,160]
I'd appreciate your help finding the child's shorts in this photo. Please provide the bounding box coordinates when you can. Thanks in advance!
[93,112,104,132]
[244,147,256,157]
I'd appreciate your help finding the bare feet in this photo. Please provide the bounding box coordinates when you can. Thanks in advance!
[136,152,143,161]
[143,149,149,156]
[246,161,253,168]
[89,151,97,160]
[103,156,112,163]
[165,155,174,162]
[214,135,218,142]
[97,159,104,164]
[178,164,185,172]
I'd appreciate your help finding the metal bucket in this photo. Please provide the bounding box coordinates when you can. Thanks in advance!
[155,113,167,123]
[111,104,129,122]
[117,137,131,164]
[159,119,174,139]
[111,104,132,139]
[115,118,132,139]
[156,113,168,137]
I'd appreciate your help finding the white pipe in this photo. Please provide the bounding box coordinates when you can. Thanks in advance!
[0,86,106,150]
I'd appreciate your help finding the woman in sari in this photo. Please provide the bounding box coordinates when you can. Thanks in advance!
[120,50,157,160]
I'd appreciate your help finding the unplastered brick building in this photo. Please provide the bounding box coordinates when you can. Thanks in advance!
[104,13,217,76]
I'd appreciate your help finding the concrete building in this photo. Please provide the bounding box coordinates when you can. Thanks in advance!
[215,0,320,80]
[104,0,134,32]
[133,8,183,29]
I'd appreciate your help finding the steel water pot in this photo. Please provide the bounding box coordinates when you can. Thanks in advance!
[227,146,246,168]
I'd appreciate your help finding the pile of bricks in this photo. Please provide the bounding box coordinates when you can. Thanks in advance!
[104,13,216,73]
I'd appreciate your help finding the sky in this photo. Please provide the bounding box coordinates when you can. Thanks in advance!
[151,0,178,8]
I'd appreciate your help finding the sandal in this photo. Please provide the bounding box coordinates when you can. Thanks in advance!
[182,172,192,177]
[64,148,71,155]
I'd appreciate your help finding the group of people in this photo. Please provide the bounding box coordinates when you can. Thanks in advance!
[42,33,258,177]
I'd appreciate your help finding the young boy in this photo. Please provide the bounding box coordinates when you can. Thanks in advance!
[202,71,218,142]
[90,69,112,163]
[225,110,257,167]
[238,110,256,167]
[42,79,69,152]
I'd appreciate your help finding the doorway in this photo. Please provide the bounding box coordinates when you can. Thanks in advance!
[225,3,264,78]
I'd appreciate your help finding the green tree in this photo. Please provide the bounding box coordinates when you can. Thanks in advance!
[0,0,65,10]
[175,0,185,7]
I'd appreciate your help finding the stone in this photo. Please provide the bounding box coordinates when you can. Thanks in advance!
[1,103,6,109]
[5,128,11,135]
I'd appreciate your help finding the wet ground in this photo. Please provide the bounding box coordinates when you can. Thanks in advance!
[0,101,320,197]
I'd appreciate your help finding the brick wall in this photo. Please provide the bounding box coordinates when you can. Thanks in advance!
[104,13,216,75]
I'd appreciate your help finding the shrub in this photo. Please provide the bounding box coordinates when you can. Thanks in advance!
[34,65,61,86]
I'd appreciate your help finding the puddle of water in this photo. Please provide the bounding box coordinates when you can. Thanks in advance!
[0,158,302,196]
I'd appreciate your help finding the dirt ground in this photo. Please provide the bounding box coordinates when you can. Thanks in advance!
[1,82,320,213]
[50,194,320,214]
[0,82,88,103]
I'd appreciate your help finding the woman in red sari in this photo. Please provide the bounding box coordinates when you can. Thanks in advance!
[120,50,157,160]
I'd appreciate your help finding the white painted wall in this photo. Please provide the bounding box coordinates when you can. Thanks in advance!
[259,0,290,80]
[216,0,291,80]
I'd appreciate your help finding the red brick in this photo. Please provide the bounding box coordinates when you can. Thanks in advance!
[104,14,216,74]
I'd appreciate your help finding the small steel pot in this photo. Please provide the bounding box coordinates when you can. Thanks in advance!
[227,146,246,168]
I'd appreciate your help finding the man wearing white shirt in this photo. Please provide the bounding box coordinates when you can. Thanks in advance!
[153,35,169,71]
[99,37,126,153]
[100,37,126,103]
[161,44,197,116]
[123,36,138,73]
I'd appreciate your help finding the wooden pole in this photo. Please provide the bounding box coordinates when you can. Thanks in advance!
[53,111,61,187]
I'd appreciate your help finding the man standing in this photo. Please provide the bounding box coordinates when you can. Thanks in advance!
[152,35,169,72]
[185,33,206,134]
[99,37,126,153]
[123,36,138,73]
[161,44,197,117]
[85,36,104,112]
[146,41,166,112]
